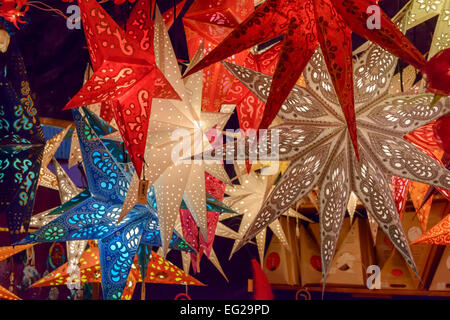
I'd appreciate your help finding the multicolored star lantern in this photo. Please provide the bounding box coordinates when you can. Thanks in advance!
[160,181,237,281]
[16,108,194,300]
[173,217,231,282]
[178,193,236,277]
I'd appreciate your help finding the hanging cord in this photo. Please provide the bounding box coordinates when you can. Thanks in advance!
[8,256,14,293]
[22,246,39,288]
[399,63,404,93]
[196,225,201,273]
[122,141,128,167]
[173,0,176,19]
[397,0,404,93]
[26,0,111,22]
[141,155,149,180]
[26,1,68,20]
[141,274,146,300]
[25,246,35,267]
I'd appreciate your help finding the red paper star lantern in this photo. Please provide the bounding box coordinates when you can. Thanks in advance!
[224,42,282,132]
[183,0,253,112]
[185,0,429,158]
[405,121,450,203]
[205,172,225,201]
[434,115,450,154]
[63,0,180,178]
[392,121,450,230]
[180,209,220,273]
[114,0,136,5]
[0,0,29,29]
[391,176,410,219]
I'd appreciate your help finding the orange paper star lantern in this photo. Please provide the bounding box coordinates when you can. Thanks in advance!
[0,286,21,300]
[412,213,450,245]
[183,0,253,112]
[31,246,204,300]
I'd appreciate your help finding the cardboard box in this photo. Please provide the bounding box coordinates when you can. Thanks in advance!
[429,245,450,291]
[326,218,375,287]
[298,223,322,286]
[380,201,446,290]
[263,216,300,285]
[375,228,394,269]
[298,217,375,287]
[380,249,418,290]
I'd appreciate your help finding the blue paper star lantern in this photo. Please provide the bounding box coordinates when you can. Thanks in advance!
[17,108,193,300]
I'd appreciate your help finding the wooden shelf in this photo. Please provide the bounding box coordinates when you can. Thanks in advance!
[39,117,74,129]
[295,195,448,213]
[271,284,450,298]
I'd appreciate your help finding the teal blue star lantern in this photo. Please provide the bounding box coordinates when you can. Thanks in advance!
[17,108,194,300]
[0,41,45,241]
[81,106,129,166]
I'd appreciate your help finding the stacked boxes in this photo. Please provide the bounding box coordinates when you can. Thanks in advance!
[262,199,449,293]
[380,201,447,290]
[263,216,300,285]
